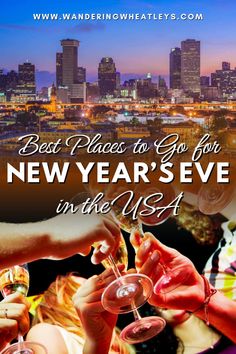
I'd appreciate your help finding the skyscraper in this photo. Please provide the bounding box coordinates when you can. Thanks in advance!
[12,62,36,102]
[169,47,181,89]
[211,62,236,98]
[181,39,200,94]
[116,72,121,91]
[60,39,86,103]
[0,70,7,93]
[61,39,80,87]
[77,67,86,83]
[18,62,36,93]
[56,52,63,87]
[98,57,117,97]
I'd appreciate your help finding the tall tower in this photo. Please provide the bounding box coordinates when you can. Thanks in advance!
[181,39,200,94]
[60,39,80,87]
[18,62,36,94]
[169,47,181,89]
[50,83,57,112]
[13,62,36,102]
[98,57,117,97]
[59,39,86,103]
[56,52,63,88]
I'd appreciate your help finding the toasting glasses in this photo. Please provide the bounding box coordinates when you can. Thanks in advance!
[73,183,188,344]
[71,191,166,344]
[101,183,191,343]
[0,265,47,354]
[105,182,187,290]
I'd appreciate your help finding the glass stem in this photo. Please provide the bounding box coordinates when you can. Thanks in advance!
[18,334,25,351]
[137,223,145,237]
[132,306,142,321]
[107,248,142,323]
[137,222,169,276]
[107,255,122,279]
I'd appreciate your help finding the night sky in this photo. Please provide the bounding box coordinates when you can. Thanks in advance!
[1,0,235,86]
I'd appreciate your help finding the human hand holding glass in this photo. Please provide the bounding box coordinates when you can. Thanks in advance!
[92,187,167,344]
[134,233,205,310]
[71,191,166,344]
[0,265,47,354]
[100,237,166,345]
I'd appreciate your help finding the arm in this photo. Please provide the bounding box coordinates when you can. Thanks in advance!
[0,212,121,268]
[195,290,236,343]
[133,232,236,343]
[0,221,50,268]
[83,337,114,354]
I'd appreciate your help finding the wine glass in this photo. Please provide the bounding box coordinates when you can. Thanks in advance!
[71,191,166,344]
[0,265,47,354]
[0,343,47,354]
[102,255,166,344]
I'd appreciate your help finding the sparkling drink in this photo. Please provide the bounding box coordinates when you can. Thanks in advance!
[0,266,29,297]
[101,234,128,270]
[0,265,48,354]
[111,204,138,233]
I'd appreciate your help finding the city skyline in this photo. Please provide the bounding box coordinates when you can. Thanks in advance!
[0,0,236,83]
[2,37,236,90]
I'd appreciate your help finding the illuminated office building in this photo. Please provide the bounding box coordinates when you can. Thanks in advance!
[170,47,181,89]
[98,57,117,97]
[181,39,200,94]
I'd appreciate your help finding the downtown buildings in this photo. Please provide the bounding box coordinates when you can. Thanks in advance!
[1,36,236,104]
[169,39,236,101]
[0,62,36,103]
[169,39,200,101]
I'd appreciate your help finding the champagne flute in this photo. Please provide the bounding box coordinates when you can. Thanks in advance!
[0,265,47,354]
[71,191,166,344]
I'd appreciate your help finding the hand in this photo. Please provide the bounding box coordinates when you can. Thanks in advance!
[131,231,205,312]
[43,212,122,264]
[72,267,124,353]
[0,293,30,350]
